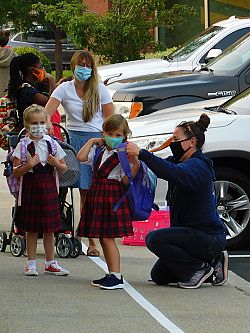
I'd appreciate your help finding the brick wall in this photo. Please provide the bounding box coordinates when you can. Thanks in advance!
[85,0,111,16]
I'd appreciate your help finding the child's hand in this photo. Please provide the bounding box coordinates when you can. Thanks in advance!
[128,154,139,164]
[29,154,40,168]
[47,154,60,167]
[91,138,105,147]
[126,142,140,156]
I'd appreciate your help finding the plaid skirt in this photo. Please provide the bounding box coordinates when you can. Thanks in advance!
[77,178,133,238]
[16,172,61,233]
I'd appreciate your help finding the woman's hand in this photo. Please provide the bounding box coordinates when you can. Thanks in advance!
[126,142,140,157]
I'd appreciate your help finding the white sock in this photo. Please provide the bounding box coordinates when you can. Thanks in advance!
[45,260,55,268]
[110,272,121,279]
[28,260,36,268]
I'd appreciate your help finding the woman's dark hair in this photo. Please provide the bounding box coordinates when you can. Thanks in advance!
[8,53,40,99]
[0,30,10,47]
[177,113,210,149]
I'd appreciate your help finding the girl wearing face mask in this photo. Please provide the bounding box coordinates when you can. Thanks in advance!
[8,53,56,132]
[126,114,228,290]
[45,50,114,257]
[12,104,69,277]
[76,114,140,290]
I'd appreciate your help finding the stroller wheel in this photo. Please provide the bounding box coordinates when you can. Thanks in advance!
[70,237,81,258]
[56,236,73,258]
[0,231,8,252]
[10,236,26,257]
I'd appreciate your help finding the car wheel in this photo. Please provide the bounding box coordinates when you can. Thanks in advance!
[214,167,250,249]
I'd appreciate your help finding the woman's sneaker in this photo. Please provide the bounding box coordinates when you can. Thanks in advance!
[178,263,214,289]
[92,274,110,287]
[99,274,124,290]
[212,250,229,286]
[25,264,38,276]
[44,261,69,276]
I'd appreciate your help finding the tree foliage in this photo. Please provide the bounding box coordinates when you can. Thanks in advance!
[67,0,196,63]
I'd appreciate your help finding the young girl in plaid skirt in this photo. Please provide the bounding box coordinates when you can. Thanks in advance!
[12,104,69,276]
[77,114,140,289]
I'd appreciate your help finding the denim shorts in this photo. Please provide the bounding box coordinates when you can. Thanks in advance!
[68,130,102,189]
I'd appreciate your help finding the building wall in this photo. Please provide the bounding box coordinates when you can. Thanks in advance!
[85,0,111,16]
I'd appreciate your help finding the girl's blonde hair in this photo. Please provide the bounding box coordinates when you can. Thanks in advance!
[103,114,132,140]
[71,50,99,123]
[23,104,47,130]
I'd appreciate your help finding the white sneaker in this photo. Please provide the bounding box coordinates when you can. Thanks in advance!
[25,265,38,276]
[44,261,69,276]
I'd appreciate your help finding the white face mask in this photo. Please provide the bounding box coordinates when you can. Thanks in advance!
[29,124,47,137]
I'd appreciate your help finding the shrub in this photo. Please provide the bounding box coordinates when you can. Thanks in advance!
[13,47,52,73]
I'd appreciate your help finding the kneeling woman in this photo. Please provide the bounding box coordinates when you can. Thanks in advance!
[126,114,228,289]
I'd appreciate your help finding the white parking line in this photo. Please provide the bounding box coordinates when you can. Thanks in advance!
[229,255,250,258]
[81,243,185,333]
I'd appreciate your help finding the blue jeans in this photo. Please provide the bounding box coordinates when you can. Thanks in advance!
[145,227,226,285]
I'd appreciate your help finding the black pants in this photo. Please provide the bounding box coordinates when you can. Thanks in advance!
[145,227,226,285]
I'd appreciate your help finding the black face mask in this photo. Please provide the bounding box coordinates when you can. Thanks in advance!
[170,138,191,161]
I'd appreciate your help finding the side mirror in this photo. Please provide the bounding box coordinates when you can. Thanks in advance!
[204,49,222,64]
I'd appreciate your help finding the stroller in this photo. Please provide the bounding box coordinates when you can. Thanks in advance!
[0,123,81,259]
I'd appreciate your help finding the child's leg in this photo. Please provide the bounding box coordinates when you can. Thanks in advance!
[43,232,54,261]
[43,232,69,276]
[100,238,120,273]
[26,232,38,260]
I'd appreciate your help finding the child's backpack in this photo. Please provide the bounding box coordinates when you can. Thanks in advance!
[94,142,158,221]
[2,137,28,200]
[0,95,18,150]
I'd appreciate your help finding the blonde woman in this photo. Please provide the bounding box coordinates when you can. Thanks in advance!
[45,50,114,256]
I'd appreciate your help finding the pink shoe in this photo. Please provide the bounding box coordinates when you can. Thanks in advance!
[44,261,69,276]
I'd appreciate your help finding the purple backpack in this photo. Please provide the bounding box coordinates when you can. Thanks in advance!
[4,138,28,199]
[94,142,158,221]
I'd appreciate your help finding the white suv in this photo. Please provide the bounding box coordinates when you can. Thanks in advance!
[98,16,250,85]
[128,88,250,249]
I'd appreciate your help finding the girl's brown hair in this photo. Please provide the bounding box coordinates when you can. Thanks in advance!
[177,113,210,149]
[23,104,47,130]
[103,114,132,140]
[71,50,99,123]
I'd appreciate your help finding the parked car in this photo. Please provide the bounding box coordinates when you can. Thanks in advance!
[7,27,79,68]
[98,16,250,84]
[128,87,250,249]
[110,32,250,119]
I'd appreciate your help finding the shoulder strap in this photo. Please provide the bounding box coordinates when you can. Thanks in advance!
[48,137,57,156]
[94,145,105,165]
[19,138,28,162]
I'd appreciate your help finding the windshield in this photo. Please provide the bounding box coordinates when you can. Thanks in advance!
[221,88,250,115]
[169,26,223,62]
[207,34,250,75]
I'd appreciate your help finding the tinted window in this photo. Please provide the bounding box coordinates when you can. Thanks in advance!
[169,26,223,62]
[207,34,250,75]
[14,30,71,44]
[200,28,250,64]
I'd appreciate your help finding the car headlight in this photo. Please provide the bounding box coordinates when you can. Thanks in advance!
[130,134,173,152]
[114,101,143,119]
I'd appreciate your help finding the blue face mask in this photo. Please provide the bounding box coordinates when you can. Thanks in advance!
[105,136,123,149]
[74,66,92,81]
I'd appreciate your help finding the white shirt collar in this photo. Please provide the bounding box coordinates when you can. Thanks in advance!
[26,134,51,144]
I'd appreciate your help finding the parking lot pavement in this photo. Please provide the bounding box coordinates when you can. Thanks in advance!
[1,148,250,333]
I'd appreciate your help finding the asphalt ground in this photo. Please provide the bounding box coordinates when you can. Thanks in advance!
[1,148,250,333]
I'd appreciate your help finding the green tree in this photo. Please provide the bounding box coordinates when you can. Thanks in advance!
[67,0,196,63]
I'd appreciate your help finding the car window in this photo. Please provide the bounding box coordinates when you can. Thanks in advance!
[169,25,223,62]
[199,28,250,64]
[14,30,72,44]
[207,34,250,75]
[223,88,250,115]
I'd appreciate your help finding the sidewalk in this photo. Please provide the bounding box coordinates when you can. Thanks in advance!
[1,148,250,333]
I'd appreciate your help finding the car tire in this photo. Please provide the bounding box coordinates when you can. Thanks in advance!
[214,167,250,249]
